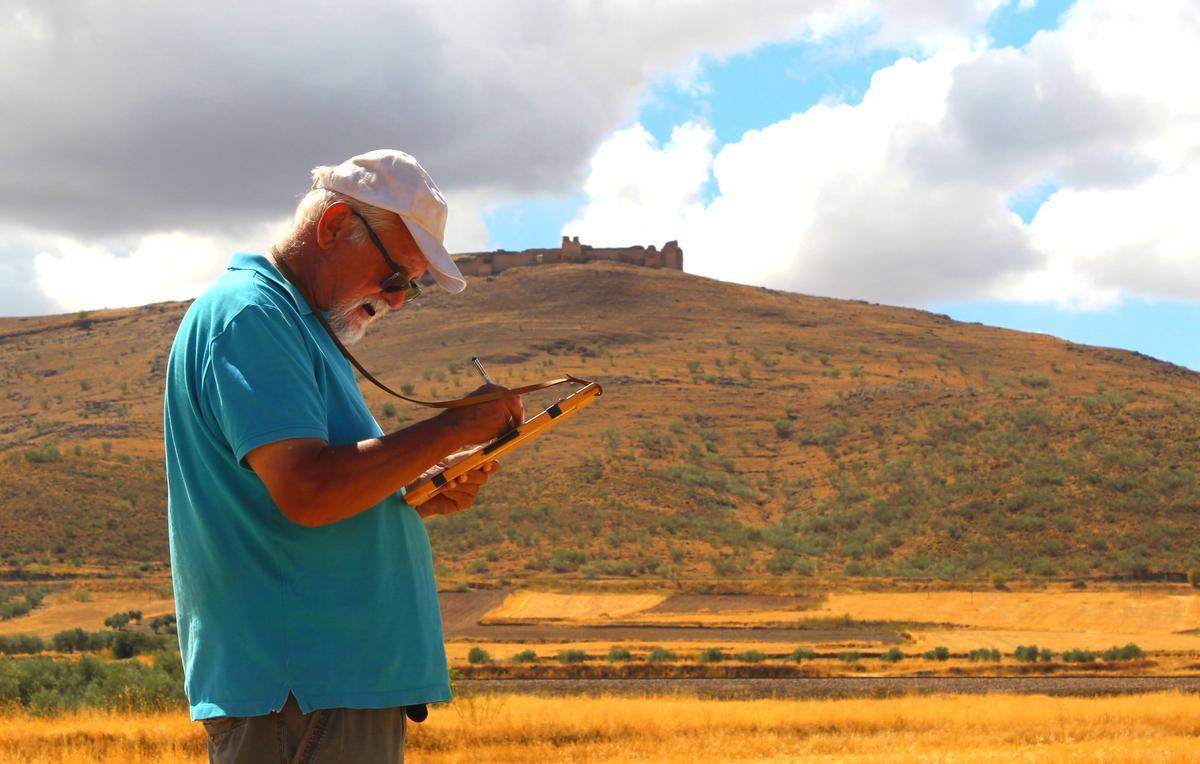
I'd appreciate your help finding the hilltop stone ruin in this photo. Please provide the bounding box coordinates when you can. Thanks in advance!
[452,236,683,277]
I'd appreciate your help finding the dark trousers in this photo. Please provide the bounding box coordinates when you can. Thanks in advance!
[202,693,406,764]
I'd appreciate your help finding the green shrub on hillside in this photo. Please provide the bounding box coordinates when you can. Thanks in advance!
[1102,643,1145,661]
[558,649,588,664]
[549,548,587,573]
[1013,645,1040,662]
[663,464,756,498]
[51,629,113,653]
[0,655,185,713]
[0,634,45,655]
[638,429,674,455]
[696,648,725,663]
[467,647,491,664]
[881,648,904,663]
[511,649,538,663]
[1062,649,1096,663]
[0,588,48,621]
[647,647,677,663]
[23,444,63,463]
[967,648,1001,662]
[606,647,632,662]
[789,648,816,663]
[765,551,798,575]
[733,650,766,663]
[149,614,177,635]
[112,631,166,659]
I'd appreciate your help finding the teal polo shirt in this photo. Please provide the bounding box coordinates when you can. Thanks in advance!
[164,252,451,721]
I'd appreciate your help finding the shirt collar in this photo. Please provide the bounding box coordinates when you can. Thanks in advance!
[228,252,315,316]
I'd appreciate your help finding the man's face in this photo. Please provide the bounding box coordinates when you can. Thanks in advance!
[325,212,428,345]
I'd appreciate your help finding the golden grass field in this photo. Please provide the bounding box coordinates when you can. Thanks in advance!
[471,588,1200,653]
[481,591,667,624]
[0,590,174,639]
[819,590,1200,652]
[3,692,1200,763]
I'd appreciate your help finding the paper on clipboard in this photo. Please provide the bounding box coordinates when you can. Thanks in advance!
[403,380,603,506]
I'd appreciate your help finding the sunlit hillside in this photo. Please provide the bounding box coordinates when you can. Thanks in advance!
[2,261,1199,582]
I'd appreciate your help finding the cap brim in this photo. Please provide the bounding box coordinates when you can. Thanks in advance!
[402,216,466,294]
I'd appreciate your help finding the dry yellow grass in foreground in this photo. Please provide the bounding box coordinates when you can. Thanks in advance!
[0,709,202,764]
[4,692,1200,763]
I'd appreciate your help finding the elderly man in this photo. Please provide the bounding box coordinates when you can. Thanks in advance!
[164,150,521,763]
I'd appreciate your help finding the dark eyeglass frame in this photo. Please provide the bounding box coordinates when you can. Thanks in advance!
[349,209,423,300]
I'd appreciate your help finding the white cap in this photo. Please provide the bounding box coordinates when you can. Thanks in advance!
[313,149,466,293]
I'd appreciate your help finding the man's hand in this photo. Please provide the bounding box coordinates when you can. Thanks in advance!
[414,461,499,518]
[436,383,524,446]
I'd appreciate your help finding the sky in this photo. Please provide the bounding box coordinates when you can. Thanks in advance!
[2,1,1198,369]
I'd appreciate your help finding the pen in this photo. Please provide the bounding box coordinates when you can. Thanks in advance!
[472,356,515,430]
[471,356,495,385]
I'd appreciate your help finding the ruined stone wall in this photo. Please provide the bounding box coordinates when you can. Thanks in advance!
[452,237,683,277]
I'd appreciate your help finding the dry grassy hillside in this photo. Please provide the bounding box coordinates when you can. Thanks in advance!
[2,262,1199,583]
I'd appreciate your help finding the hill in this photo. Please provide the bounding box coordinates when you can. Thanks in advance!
[2,262,1199,583]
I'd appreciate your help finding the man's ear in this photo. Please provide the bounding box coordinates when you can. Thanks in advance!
[315,202,355,249]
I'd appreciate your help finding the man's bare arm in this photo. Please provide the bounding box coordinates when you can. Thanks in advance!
[246,384,522,527]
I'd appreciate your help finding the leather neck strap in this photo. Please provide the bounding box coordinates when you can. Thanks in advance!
[272,254,585,409]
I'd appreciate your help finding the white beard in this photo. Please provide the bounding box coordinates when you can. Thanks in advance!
[327,300,389,345]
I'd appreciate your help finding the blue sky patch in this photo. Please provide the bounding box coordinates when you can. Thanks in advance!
[932,297,1200,371]
[482,194,587,252]
[1007,180,1060,223]
[985,0,1075,49]
[639,38,902,147]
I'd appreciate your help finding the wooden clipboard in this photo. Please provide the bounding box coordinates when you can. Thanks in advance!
[403,380,603,506]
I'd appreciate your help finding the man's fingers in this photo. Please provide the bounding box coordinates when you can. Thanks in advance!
[506,395,524,426]
[440,482,481,507]
[417,462,498,518]
[449,462,499,486]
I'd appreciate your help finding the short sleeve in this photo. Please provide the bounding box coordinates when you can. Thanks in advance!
[202,304,329,464]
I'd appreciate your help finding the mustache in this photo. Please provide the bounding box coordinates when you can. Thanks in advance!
[327,299,389,345]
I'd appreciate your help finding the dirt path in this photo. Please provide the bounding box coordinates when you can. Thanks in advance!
[457,676,1200,699]
[439,591,509,635]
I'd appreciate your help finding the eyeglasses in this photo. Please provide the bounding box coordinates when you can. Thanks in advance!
[349,209,423,300]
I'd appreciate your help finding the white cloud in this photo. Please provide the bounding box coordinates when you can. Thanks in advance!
[31,225,281,313]
[0,0,983,241]
[566,1,1200,310]
[999,168,1200,308]
[1,0,1017,313]
[563,123,715,248]
[23,193,492,314]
